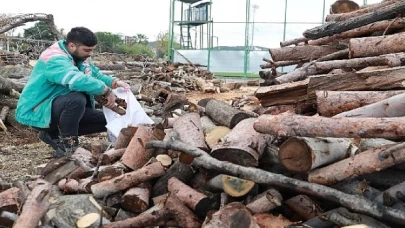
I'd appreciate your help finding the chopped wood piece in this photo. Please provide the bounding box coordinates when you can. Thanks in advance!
[246,188,282,213]
[205,126,231,148]
[0,187,19,227]
[200,116,217,135]
[285,195,322,220]
[103,209,173,228]
[202,202,258,228]
[254,213,293,228]
[121,183,151,213]
[205,99,251,128]
[222,175,255,197]
[269,46,338,62]
[325,207,390,228]
[173,112,208,151]
[114,127,137,149]
[76,213,110,228]
[156,154,172,167]
[101,148,126,165]
[350,32,405,58]
[164,193,201,228]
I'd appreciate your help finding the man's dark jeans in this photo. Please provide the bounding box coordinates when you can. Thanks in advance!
[36,92,107,138]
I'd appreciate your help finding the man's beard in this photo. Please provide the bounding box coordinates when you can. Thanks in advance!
[71,51,88,61]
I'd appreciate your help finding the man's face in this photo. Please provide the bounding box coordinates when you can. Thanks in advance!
[67,42,96,61]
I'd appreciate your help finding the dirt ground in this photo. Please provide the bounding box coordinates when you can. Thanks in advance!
[0,87,258,182]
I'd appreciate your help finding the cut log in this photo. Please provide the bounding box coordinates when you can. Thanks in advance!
[90,140,102,164]
[202,202,258,228]
[121,183,151,213]
[269,46,339,62]
[102,210,173,228]
[308,143,405,185]
[13,179,52,228]
[316,90,405,117]
[168,177,210,218]
[114,127,137,149]
[97,165,125,182]
[101,148,126,165]
[0,187,19,227]
[255,79,309,107]
[279,137,359,173]
[200,116,217,135]
[333,178,382,202]
[156,154,172,167]
[307,66,405,101]
[329,0,360,14]
[205,126,231,148]
[0,75,25,93]
[76,213,110,228]
[222,175,255,197]
[334,93,405,118]
[311,17,405,46]
[211,118,271,167]
[146,139,405,225]
[151,160,196,197]
[326,0,400,22]
[254,113,405,139]
[91,161,165,199]
[285,195,322,220]
[260,60,302,69]
[173,112,207,151]
[43,159,79,184]
[205,99,251,129]
[164,193,201,228]
[280,37,309,47]
[325,207,390,228]
[245,188,282,213]
[121,125,163,170]
[375,181,405,206]
[304,1,405,39]
[57,178,79,194]
[254,213,293,228]
[350,32,405,58]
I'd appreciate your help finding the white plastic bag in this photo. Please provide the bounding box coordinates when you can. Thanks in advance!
[103,88,154,139]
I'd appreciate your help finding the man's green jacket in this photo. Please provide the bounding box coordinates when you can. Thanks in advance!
[15,40,115,128]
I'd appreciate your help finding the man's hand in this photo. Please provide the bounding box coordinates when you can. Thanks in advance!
[105,90,116,109]
[116,80,130,89]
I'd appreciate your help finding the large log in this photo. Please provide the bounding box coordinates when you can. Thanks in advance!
[350,32,405,58]
[334,93,405,118]
[245,189,282,213]
[304,1,405,39]
[279,137,358,173]
[308,143,405,185]
[316,90,405,117]
[211,118,271,167]
[120,183,151,213]
[205,99,251,129]
[307,66,405,101]
[255,79,309,107]
[164,193,201,228]
[13,179,52,228]
[326,0,401,22]
[146,139,405,225]
[173,112,208,151]
[91,162,165,198]
[253,113,405,139]
[269,45,339,62]
[114,126,137,149]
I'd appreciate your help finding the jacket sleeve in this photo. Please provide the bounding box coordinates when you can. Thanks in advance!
[89,60,116,87]
[45,56,107,95]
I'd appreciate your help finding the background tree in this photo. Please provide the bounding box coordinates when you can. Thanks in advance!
[155,31,180,59]
[23,21,55,40]
[95,32,123,53]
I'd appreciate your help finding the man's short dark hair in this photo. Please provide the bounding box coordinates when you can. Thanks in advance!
[66,27,98,47]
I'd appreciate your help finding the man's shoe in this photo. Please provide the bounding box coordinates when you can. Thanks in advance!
[54,136,79,158]
[38,131,59,151]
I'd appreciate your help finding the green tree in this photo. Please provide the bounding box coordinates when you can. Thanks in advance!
[94,32,123,53]
[135,33,148,45]
[155,31,180,59]
[23,21,55,40]
[116,43,153,57]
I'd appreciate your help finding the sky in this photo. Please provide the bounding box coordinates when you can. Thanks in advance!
[1,0,384,48]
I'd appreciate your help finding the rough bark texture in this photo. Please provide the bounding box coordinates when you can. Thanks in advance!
[255,79,309,107]
[285,195,323,220]
[307,66,405,101]
[205,99,251,128]
[121,125,162,170]
[102,210,173,228]
[211,118,271,167]
[101,148,126,165]
[316,90,405,117]
[325,207,391,228]
[308,143,405,185]
[350,32,405,58]
[200,116,217,135]
[147,139,405,226]
[114,127,137,149]
[279,137,358,172]
[172,112,208,151]
[254,213,293,228]
[0,187,19,227]
[91,162,165,199]
[304,1,405,39]
[246,188,282,213]
[254,113,405,139]
[269,45,339,62]
[164,193,201,228]
[121,184,151,213]
[334,92,405,118]
[202,202,258,228]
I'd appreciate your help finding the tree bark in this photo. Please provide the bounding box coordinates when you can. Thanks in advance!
[285,195,323,220]
[279,137,358,173]
[205,99,251,129]
[245,189,282,213]
[102,210,173,228]
[307,66,405,101]
[121,125,161,170]
[101,148,126,165]
[269,46,339,62]
[326,0,401,22]
[13,179,51,228]
[334,92,405,118]
[304,1,405,39]
[151,160,195,197]
[253,113,405,139]
[0,187,19,227]
[255,79,309,107]
[200,116,217,135]
[43,160,79,184]
[211,118,271,167]
[332,178,381,202]
[280,37,309,47]
[173,112,207,150]
[325,207,390,228]
[311,17,405,46]
[254,213,293,228]
[121,183,151,213]
[316,90,405,117]
[168,177,210,218]
[91,162,165,199]
[308,143,405,185]
[164,193,201,228]
[202,202,258,228]
[350,32,405,58]
[146,139,405,225]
